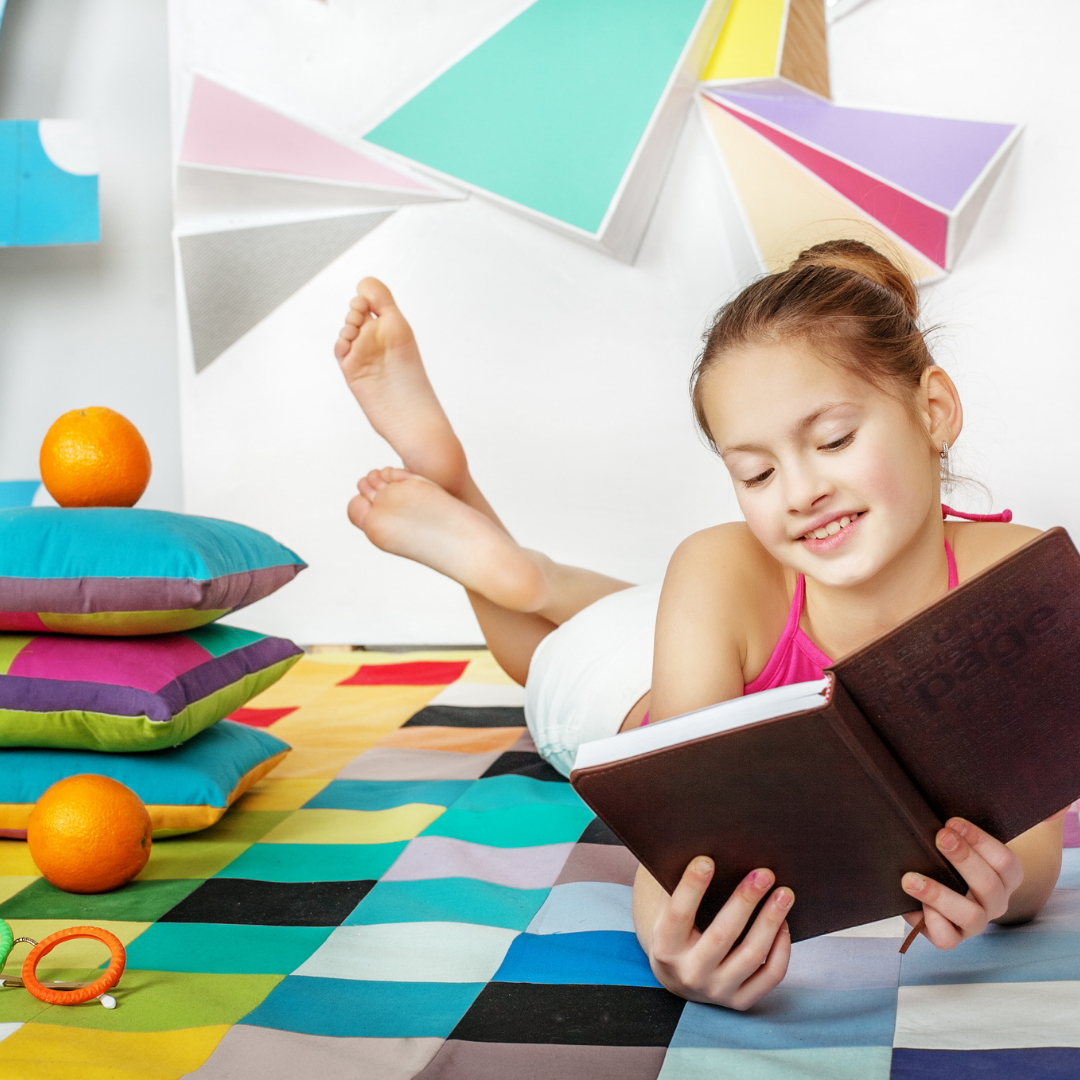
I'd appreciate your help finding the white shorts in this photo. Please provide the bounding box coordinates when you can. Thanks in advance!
[524,582,661,777]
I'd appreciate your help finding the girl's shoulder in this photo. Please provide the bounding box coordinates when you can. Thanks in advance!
[946,520,1043,580]
[667,521,787,595]
[663,522,791,645]
[654,523,790,717]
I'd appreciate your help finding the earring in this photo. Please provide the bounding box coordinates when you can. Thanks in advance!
[940,441,950,468]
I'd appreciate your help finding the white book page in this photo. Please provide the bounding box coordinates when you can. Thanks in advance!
[572,677,832,772]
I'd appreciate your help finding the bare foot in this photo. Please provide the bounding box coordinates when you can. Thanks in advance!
[349,468,549,612]
[335,279,468,495]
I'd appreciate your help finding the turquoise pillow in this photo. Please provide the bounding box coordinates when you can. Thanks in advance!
[0,623,302,752]
[0,721,290,838]
[0,507,305,635]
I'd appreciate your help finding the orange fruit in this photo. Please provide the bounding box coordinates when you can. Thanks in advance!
[27,775,152,893]
[39,407,152,508]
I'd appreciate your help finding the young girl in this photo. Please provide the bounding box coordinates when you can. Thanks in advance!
[333,240,1063,1011]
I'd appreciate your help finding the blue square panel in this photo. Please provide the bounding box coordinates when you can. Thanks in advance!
[492,930,660,988]
[303,780,472,811]
[242,976,485,1037]
[899,931,1080,985]
[670,988,898,1050]
[345,877,549,930]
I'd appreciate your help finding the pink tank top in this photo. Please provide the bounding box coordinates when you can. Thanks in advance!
[742,504,1011,695]
[639,505,1012,723]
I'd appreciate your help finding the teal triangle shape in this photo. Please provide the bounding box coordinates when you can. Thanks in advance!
[364,0,709,235]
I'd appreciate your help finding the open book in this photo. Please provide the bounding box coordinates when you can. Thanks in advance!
[570,528,1080,941]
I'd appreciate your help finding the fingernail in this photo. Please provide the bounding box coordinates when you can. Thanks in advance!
[693,857,714,876]
[773,888,793,910]
[745,869,771,891]
[904,873,925,893]
[948,818,969,838]
[938,829,959,852]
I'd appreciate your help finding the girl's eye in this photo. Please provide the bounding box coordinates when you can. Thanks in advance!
[821,432,855,452]
[742,468,774,489]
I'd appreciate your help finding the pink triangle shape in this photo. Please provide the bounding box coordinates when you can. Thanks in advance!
[181,75,435,193]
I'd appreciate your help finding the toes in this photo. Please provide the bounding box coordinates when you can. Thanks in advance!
[345,310,363,328]
[334,337,351,361]
[355,277,396,315]
[347,492,372,530]
[357,474,382,501]
[339,324,359,342]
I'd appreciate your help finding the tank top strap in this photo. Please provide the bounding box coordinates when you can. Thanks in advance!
[945,537,958,590]
[786,573,808,634]
[941,503,1013,523]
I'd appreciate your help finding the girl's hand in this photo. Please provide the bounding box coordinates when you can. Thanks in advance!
[646,857,793,1010]
[901,817,1024,949]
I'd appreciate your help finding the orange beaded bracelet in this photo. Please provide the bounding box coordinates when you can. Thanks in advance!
[21,926,125,1006]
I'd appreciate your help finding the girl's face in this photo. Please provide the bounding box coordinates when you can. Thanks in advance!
[701,341,941,588]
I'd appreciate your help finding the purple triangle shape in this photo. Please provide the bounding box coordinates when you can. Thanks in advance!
[713,81,1016,211]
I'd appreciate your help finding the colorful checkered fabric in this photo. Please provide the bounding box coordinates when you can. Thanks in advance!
[1,650,1079,1079]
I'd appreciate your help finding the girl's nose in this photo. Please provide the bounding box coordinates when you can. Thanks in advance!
[784,463,832,515]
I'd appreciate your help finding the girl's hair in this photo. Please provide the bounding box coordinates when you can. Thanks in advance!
[691,239,940,456]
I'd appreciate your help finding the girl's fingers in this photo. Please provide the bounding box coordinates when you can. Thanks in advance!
[935,827,1009,921]
[902,871,987,940]
[946,819,1024,894]
[651,857,714,961]
[717,886,794,985]
[727,919,792,1011]
[687,871,779,977]
[918,903,963,950]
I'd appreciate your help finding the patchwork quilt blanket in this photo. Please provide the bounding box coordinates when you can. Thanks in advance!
[1,649,1079,1079]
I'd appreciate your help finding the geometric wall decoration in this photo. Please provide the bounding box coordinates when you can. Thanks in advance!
[0,120,99,246]
[180,76,444,200]
[700,95,944,284]
[362,0,731,262]
[178,211,393,372]
[704,81,1020,268]
[702,0,829,98]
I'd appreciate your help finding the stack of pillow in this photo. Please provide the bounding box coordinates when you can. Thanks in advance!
[0,507,307,838]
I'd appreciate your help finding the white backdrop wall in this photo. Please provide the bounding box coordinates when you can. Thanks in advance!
[171,0,1078,645]
[0,0,182,510]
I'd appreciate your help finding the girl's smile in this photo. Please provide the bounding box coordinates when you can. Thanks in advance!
[702,340,945,590]
[797,509,866,552]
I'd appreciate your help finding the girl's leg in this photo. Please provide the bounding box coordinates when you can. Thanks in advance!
[349,467,635,680]
[335,281,633,680]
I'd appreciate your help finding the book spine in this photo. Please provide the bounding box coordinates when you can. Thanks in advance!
[824,678,966,893]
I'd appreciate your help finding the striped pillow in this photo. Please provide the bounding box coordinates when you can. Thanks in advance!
[0,721,291,838]
[0,507,305,635]
[0,624,301,752]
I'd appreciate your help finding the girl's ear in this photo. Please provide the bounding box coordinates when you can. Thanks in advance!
[921,366,963,451]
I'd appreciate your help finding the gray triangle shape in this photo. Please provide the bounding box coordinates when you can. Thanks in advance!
[180,210,393,372]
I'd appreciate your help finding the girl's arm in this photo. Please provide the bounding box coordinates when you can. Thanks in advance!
[633,525,794,1010]
[999,816,1063,923]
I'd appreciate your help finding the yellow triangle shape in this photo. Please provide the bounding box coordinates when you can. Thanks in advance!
[703,0,786,81]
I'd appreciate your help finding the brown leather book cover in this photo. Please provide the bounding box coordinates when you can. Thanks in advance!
[571,528,1080,941]
[834,527,1080,841]
[571,676,965,941]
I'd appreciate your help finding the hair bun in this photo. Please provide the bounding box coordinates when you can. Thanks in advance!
[792,239,919,321]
